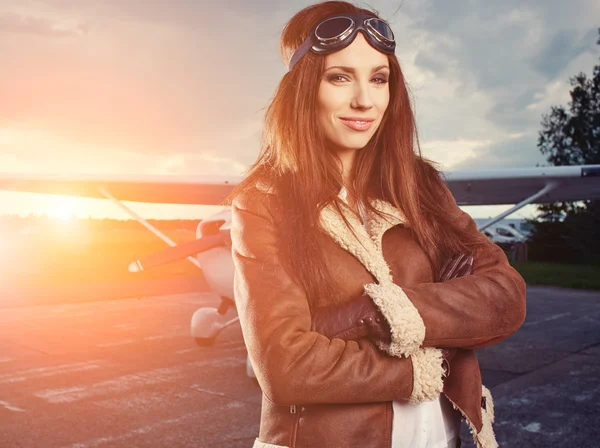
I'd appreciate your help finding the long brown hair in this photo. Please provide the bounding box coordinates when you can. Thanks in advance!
[229,1,487,302]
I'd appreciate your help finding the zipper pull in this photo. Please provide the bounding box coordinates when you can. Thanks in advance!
[290,405,297,414]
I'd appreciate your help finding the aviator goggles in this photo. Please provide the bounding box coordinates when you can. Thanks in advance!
[288,14,396,71]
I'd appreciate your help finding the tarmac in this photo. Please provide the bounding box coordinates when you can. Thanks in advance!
[0,284,599,447]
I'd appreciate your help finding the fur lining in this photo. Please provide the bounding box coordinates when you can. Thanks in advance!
[464,403,498,448]
[366,199,406,251]
[365,283,425,356]
[318,200,425,356]
[319,203,390,280]
[407,347,445,404]
[482,385,495,423]
[252,439,288,448]
[448,385,498,448]
[470,385,498,448]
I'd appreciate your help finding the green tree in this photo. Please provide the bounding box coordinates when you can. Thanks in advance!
[528,28,600,265]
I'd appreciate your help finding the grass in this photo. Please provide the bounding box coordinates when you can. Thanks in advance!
[510,261,600,291]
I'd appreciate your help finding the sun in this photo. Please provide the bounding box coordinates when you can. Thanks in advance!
[47,197,77,222]
[49,205,73,222]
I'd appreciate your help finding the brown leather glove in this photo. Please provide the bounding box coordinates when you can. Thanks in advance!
[311,294,392,342]
[311,299,456,378]
[436,252,474,282]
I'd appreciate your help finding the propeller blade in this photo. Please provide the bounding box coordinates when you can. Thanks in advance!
[129,235,224,272]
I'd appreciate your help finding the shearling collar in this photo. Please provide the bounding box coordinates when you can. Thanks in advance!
[318,197,406,278]
[336,187,407,249]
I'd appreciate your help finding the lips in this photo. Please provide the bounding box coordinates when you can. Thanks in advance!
[339,117,375,132]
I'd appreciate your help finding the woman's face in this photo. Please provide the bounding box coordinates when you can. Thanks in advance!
[317,32,390,153]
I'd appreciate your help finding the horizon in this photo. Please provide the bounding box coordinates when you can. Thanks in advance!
[0,211,538,224]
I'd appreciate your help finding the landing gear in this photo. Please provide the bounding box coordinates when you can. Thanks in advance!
[190,297,239,347]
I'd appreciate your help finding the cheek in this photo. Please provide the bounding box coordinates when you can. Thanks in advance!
[376,88,390,113]
[372,89,390,133]
[317,85,341,129]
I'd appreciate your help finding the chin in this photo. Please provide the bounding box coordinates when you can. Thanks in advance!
[337,135,375,150]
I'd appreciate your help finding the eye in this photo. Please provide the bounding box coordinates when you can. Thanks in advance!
[372,76,389,85]
[327,74,350,83]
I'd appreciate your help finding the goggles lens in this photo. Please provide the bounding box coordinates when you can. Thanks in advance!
[366,18,394,42]
[315,17,353,41]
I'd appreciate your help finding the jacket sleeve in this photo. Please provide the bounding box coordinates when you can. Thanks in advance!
[231,190,444,406]
[403,184,527,350]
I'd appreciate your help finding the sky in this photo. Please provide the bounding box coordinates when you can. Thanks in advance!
[0,0,598,221]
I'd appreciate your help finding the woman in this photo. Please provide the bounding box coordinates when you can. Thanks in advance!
[229,2,526,447]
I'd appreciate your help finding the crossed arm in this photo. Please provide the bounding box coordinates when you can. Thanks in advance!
[312,187,527,352]
[311,252,475,343]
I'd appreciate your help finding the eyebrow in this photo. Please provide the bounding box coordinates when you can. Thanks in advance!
[324,65,390,73]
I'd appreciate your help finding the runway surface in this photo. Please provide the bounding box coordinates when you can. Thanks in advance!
[1,285,599,447]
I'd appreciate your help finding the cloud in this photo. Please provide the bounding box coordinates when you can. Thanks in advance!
[0,0,301,163]
[0,12,85,38]
[448,133,547,172]
[14,0,299,32]
[530,28,595,78]
[398,0,599,172]
[484,87,546,133]
[421,138,493,170]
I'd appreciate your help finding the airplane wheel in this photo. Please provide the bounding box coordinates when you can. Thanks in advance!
[194,336,216,347]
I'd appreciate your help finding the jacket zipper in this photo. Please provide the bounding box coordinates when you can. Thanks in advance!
[290,405,300,448]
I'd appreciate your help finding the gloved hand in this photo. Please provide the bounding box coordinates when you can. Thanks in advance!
[311,294,392,342]
[436,252,474,282]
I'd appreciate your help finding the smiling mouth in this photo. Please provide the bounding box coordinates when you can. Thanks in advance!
[339,118,375,132]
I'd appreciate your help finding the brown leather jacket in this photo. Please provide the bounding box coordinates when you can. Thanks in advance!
[231,184,526,448]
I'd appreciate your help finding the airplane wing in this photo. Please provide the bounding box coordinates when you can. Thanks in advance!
[445,165,600,206]
[0,172,241,205]
[0,164,599,206]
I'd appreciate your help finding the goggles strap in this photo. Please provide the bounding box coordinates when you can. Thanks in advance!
[288,35,313,71]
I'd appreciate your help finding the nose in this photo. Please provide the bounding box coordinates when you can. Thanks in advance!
[351,80,373,110]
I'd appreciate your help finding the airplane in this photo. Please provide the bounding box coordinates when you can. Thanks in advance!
[478,223,529,245]
[492,224,529,242]
[1,164,600,379]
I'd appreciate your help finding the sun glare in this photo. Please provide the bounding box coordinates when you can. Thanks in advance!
[49,206,74,222]
[48,197,77,222]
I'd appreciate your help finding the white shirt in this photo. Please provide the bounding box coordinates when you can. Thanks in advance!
[338,187,461,448]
